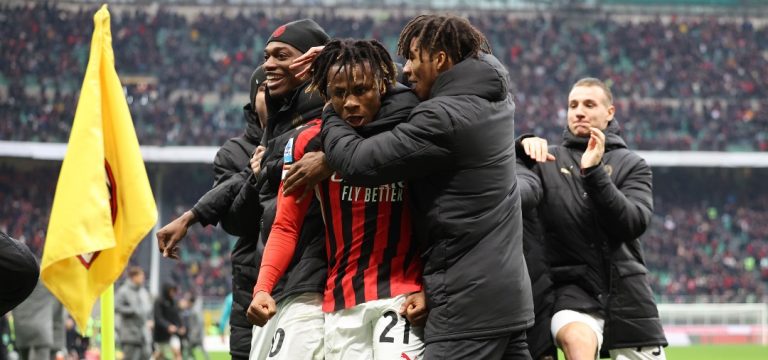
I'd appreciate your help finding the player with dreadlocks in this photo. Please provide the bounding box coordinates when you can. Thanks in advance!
[321,15,535,359]
[249,39,426,359]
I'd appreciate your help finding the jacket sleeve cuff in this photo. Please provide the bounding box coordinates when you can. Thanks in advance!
[515,133,538,167]
[189,207,212,227]
[581,163,612,194]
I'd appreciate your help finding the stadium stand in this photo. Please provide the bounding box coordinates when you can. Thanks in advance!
[1,2,766,150]
[1,160,765,304]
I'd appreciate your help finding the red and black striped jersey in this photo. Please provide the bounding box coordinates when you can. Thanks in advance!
[255,119,422,312]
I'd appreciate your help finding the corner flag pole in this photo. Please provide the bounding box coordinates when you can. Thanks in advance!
[101,284,115,359]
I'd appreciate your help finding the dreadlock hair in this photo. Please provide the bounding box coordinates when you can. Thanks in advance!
[307,39,397,100]
[397,15,491,64]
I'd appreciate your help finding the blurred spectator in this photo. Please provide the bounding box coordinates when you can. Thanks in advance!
[115,266,152,360]
[11,281,66,360]
[1,162,766,308]
[0,314,12,359]
[64,316,89,360]
[180,293,209,360]
[153,283,184,360]
[0,3,766,150]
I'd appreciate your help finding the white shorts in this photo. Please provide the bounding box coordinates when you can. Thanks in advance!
[551,310,666,360]
[249,292,324,360]
[323,294,425,360]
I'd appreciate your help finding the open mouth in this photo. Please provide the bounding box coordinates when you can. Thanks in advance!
[266,74,285,89]
[345,116,366,127]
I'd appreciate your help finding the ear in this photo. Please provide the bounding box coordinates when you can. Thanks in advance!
[435,51,453,72]
[606,104,616,121]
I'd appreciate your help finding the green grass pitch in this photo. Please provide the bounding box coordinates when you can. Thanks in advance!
[205,345,767,359]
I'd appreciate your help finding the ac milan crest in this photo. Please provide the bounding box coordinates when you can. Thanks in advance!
[272,25,286,38]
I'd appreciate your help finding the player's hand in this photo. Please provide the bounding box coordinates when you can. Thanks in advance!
[521,137,555,162]
[400,290,428,327]
[290,46,325,80]
[247,291,277,327]
[282,151,333,203]
[581,127,606,169]
[251,146,266,175]
[157,211,196,259]
[168,324,178,334]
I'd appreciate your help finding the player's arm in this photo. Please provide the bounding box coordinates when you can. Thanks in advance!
[247,179,313,327]
[220,171,263,237]
[321,105,453,186]
[248,131,316,327]
[582,156,653,244]
[192,143,255,227]
[253,179,313,295]
[515,157,544,213]
[158,145,250,257]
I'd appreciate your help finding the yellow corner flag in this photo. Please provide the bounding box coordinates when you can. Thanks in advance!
[41,5,157,334]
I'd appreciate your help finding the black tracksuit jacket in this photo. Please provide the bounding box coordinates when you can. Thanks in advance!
[522,120,667,354]
[516,158,556,359]
[321,53,534,343]
[188,104,261,359]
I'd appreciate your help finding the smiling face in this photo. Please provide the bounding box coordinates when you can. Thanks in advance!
[263,42,305,99]
[567,85,615,137]
[326,63,383,128]
[402,37,443,101]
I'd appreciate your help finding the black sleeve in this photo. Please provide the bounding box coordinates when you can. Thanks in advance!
[212,145,241,185]
[516,158,543,213]
[191,170,249,227]
[0,232,39,315]
[513,133,540,169]
[153,301,171,331]
[190,146,246,227]
[321,105,453,186]
[220,172,263,237]
[582,155,653,244]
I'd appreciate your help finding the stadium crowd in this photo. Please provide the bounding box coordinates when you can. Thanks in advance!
[1,3,766,150]
[0,163,232,297]
[1,163,765,304]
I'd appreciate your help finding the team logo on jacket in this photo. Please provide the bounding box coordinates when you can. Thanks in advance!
[604,164,613,176]
[272,25,286,38]
[330,172,343,182]
[560,167,572,176]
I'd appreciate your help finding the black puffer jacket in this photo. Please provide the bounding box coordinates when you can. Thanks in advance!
[229,82,327,303]
[526,120,667,353]
[321,53,534,343]
[0,231,38,316]
[516,159,556,360]
[189,103,262,359]
[153,284,182,344]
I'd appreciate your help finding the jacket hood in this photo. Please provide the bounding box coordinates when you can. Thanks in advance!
[562,118,627,151]
[161,283,177,300]
[430,52,509,102]
[265,82,324,141]
[242,103,264,143]
[355,83,419,138]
